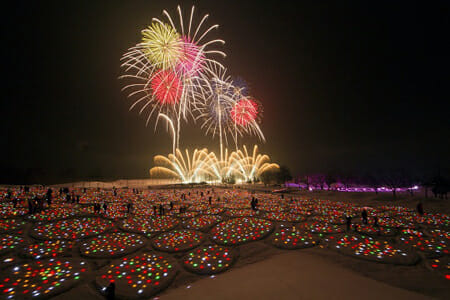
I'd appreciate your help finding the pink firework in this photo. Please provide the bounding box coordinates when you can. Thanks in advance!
[231,98,258,126]
[176,37,205,76]
[150,70,183,105]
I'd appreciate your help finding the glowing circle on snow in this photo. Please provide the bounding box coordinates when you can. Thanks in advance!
[96,253,176,299]
[22,240,74,259]
[152,229,204,252]
[331,234,418,265]
[183,244,235,274]
[211,217,273,245]
[80,232,145,258]
[30,217,114,240]
[271,225,319,249]
[0,259,88,299]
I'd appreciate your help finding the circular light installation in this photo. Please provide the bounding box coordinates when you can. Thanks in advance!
[211,217,273,245]
[264,212,305,223]
[0,233,25,255]
[182,215,222,231]
[120,216,179,237]
[96,252,177,298]
[21,240,74,260]
[152,229,204,252]
[0,259,88,299]
[80,232,145,258]
[0,219,25,233]
[183,244,234,274]
[331,234,418,265]
[30,217,114,240]
[399,229,448,258]
[26,207,75,223]
[271,225,319,249]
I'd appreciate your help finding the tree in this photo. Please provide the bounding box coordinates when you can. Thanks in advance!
[260,170,277,185]
[382,169,407,198]
[276,166,292,184]
[363,171,382,194]
[325,174,336,190]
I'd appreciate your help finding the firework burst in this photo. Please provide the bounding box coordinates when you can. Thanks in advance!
[120,6,226,154]
[141,22,182,70]
[150,145,279,183]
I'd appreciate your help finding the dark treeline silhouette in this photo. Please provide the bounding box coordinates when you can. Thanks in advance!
[292,168,449,199]
[0,166,133,185]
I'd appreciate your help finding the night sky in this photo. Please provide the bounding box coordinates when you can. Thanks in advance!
[2,0,449,184]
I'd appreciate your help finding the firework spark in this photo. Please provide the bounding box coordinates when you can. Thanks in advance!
[149,145,279,183]
[120,6,226,154]
[141,22,182,70]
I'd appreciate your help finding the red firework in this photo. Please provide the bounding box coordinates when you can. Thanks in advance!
[176,37,205,76]
[231,98,258,126]
[150,70,183,105]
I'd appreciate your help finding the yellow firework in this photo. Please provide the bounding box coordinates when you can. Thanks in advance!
[228,145,279,181]
[150,148,221,183]
[141,22,182,69]
[149,145,279,183]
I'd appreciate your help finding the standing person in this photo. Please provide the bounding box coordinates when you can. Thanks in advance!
[27,197,33,214]
[208,196,212,206]
[170,201,174,211]
[373,215,379,227]
[38,197,44,211]
[105,282,115,300]
[46,188,52,203]
[127,202,132,213]
[361,209,368,225]
[345,214,352,231]
[103,202,108,213]
[417,202,424,216]
[373,215,381,235]
[153,205,157,216]
[159,204,163,216]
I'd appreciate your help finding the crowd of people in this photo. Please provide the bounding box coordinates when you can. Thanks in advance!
[1,186,427,227]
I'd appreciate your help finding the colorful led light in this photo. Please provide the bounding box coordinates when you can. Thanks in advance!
[30,217,114,240]
[120,216,179,237]
[182,215,222,231]
[0,259,88,299]
[264,212,305,223]
[0,219,26,233]
[26,207,75,222]
[211,217,273,245]
[183,244,234,274]
[152,230,204,252]
[427,256,449,280]
[332,234,418,265]
[399,229,448,258]
[271,225,319,249]
[22,240,74,260]
[80,232,145,258]
[96,252,176,298]
[0,233,25,255]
